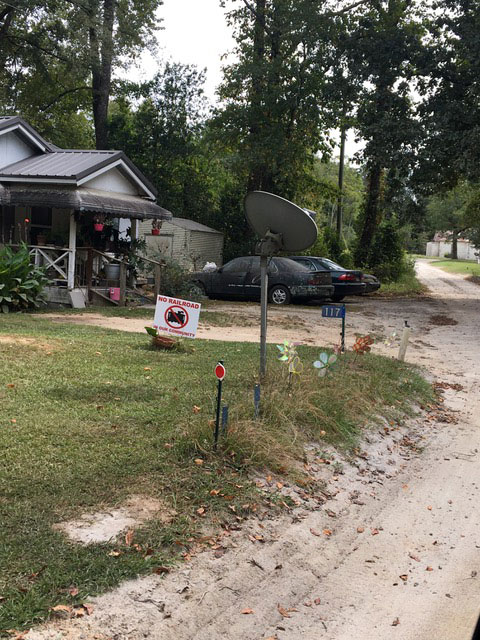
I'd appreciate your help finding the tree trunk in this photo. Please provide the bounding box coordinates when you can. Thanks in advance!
[337,124,347,238]
[247,0,267,192]
[89,0,115,150]
[356,163,384,266]
[451,230,458,259]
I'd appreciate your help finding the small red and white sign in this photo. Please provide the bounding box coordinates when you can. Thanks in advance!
[153,295,201,339]
[215,362,226,381]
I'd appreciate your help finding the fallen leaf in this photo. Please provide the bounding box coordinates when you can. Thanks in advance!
[426,566,433,571]
[314,597,321,605]
[310,528,321,537]
[125,530,134,546]
[83,603,94,616]
[6,383,15,388]
[194,458,204,465]
[68,587,79,597]
[357,526,365,533]
[392,617,400,626]
[277,604,291,618]
[95,351,101,355]
[10,419,16,424]
[51,604,72,616]
[409,553,420,562]
[241,608,254,614]
[144,367,151,371]
[276,482,283,490]
[427,506,432,510]
[266,475,272,483]
[371,528,379,536]
[153,566,170,574]
[108,550,122,557]
[192,405,201,414]
[210,489,220,495]
[322,529,332,536]
[196,507,206,515]
[399,575,408,582]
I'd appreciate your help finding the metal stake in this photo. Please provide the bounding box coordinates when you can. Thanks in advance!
[260,254,268,378]
[214,359,224,450]
[221,405,229,436]
[341,305,346,352]
[254,383,261,419]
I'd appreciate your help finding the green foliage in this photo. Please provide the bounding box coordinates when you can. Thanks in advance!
[360,220,406,282]
[0,244,49,313]
[147,257,199,300]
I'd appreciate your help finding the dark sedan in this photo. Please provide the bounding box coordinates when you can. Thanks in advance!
[191,256,334,305]
[290,256,368,302]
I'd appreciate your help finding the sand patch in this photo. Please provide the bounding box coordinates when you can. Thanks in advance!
[54,495,175,544]
[0,335,58,351]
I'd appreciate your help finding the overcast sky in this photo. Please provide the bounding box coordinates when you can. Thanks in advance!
[135,0,361,161]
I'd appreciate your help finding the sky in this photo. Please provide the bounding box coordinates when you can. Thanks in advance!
[135,0,362,161]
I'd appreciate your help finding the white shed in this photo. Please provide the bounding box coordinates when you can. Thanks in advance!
[139,217,224,270]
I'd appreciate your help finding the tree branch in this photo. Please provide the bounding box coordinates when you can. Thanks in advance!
[241,0,273,36]
[40,85,90,111]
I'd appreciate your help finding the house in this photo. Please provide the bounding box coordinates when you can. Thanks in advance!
[139,216,224,270]
[426,233,478,260]
[0,116,171,307]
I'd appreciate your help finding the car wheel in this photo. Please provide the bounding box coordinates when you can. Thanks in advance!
[269,284,291,305]
[331,295,345,302]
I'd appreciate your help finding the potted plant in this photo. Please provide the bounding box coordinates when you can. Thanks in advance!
[93,214,106,232]
[151,219,162,236]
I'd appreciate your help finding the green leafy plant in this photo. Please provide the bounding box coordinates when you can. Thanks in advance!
[0,243,50,313]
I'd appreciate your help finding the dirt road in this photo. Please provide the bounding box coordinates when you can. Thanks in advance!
[29,260,480,640]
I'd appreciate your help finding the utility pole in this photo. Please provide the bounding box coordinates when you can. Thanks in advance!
[337,124,346,238]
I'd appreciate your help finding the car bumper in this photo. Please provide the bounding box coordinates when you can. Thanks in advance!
[291,284,335,299]
[363,282,381,294]
[333,283,366,296]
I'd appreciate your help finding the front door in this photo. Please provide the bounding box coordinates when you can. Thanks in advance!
[212,257,250,298]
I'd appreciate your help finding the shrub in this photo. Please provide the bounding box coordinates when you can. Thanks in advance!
[364,220,405,282]
[0,243,50,313]
[152,257,202,300]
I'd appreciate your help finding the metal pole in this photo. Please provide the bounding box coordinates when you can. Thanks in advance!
[214,360,224,450]
[260,254,268,378]
[341,305,346,352]
[337,125,346,238]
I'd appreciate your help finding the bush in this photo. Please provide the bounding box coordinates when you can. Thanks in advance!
[0,243,50,313]
[154,258,202,300]
[364,220,405,282]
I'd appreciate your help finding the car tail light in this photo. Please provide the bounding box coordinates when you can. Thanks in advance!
[338,273,358,282]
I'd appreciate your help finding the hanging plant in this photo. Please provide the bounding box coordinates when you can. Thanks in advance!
[151,219,162,236]
[93,214,106,232]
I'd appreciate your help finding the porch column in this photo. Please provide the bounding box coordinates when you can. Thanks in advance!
[130,218,138,240]
[68,211,76,290]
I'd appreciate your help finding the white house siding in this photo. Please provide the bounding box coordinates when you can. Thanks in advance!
[0,131,34,170]
[83,167,139,196]
[426,240,478,260]
[189,230,223,269]
[138,218,223,269]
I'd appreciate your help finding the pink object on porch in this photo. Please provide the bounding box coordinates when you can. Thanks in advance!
[109,287,121,301]
[94,223,104,232]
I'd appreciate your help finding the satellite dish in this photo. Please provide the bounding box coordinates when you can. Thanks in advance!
[244,191,318,379]
[244,191,318,253]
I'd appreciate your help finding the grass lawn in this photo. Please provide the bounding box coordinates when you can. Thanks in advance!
[375,269,427,297]
[0,315,433,632]
[431,258,480,278]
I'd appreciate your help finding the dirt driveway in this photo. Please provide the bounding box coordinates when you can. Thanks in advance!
[29,260,480,640]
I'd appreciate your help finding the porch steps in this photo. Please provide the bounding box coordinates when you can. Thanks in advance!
[90,288,119,306]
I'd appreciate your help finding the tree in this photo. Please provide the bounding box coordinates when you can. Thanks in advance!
[0,0,164,149]
[215,0,334,201]
[345,0,424,267]
[426,184,472,258]
[419,0,480,189]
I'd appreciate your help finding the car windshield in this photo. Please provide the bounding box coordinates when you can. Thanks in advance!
[320,258,344,271]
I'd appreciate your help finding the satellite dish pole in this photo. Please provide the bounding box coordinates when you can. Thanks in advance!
[244,191,318,379]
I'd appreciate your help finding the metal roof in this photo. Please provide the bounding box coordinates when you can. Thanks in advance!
[0,116,158,198]
[0,150,121,180]
[170,217,222,234]
[0,183,171,220]
[0,116,57,151]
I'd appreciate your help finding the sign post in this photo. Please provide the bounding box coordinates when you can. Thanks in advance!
[321,304,346,352]
[214,361,225,450]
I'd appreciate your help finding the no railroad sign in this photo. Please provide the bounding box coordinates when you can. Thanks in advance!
[153,295,201,339]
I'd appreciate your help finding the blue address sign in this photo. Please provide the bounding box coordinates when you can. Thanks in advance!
[322,304,346,319]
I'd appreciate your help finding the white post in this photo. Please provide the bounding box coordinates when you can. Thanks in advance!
[67,211,76,290]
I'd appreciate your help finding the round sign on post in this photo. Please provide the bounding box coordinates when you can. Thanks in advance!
[215,363,226,381]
